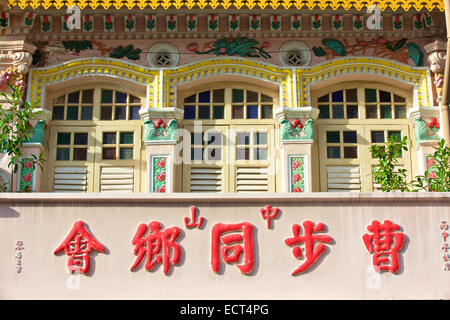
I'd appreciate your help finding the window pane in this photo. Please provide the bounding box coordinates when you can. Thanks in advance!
[379,90,391,102]
[115,106,127,120]
[247,105,258,119]
[102,147,116,160]
[101,89,113,103]
[237,133,250,145]
[198,106,210,119]
[57,133,71,145]
[344,146,357,159]
[232,89,244,103]
[261,94,272,102]
[74,133,88,145]
[103,132,116,145]
[366,105,378,119]
[198,91,211,103]
[255,132,268,145]
[73,148,87,161]
[66,106,78,120]
[56,148,70,161]
[255,148,268,160]
[371,131,385,143]
[184,94,196,103]
[247,91,258,102]
[115,91,127,103]
[129,106,141,120]
[365,89,377,103]
[388,131,401,140]
[380,105,392,119]
[191,133,204,145]
[213,89,224,103]
[236,148,249,160]
[120,132,134,144]
[394,94,406,103]
[232,106,244,119]
[318,105,330,119]
[345,89,357,102]
[101,106,113,120]
[82,89,94,103]
[191,148,203,161]
[318,94,329,103]
[395,105,406,119]
[53,95,65,104]
[129,95,140,103]
[184,105,196,119]
[81,106,93,120]
[343,131,357,143]
[332,105,344,119]
[327,147,341,159]
[326,131,340,143]
[52,107,65,120]
[120,147,133,160]
[68,92,79,103]
[347,105,358,119]
[332,91,344,102]
[261,105,273,119]
[213,105,224,119]
[206,148,221,161]
[207,132,221,146]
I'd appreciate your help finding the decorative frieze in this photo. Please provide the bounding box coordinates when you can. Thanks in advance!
[288,155,306,193]
[150,155,169,193]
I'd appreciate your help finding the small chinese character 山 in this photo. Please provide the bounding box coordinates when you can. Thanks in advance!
[130,221,182,275]
[285,220,333,275]
[211,222,254,274]
[362,220,406,274]
[54,221,106,274]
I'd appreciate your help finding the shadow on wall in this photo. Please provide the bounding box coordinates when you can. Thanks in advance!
[0,206,20,218]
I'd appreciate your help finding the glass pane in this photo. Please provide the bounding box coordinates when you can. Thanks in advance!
[120,132,134,144]
[198,106,210,119]
[247,91,258,102]
[191,133,204,145]
[101,89,113,103]
[184,105,196,119]
[255,132,268,145]
[103,132,116,145]
[261,94,272,102]
[207,132,221,145]
[343,131,357,143]
[73,148,87,161]
[115,91,127,103]
[345,89,357,102]
[395,105,406,119]
[102,147,116,160]
[184,94,196,103]
[326,131,340,143]
[213,105,224,119]
[81,106,93,120]
[191,148,203,161]
[198,91,211,103]
[74,133,88,145]
[213,89,224,103]
[332,105,344,119]
[67,92,79,103]
[66,106,78,120]
[129,106,141,120]
[129,95,140,103]
[206,148,221,161]
[366,105,378,119]
[388,131,401,140]
[247,105,258,119]
[237,133,250,145]
[120,147,133,160]
[318,105,330,119]
[371,131,385,143]
[344,146,357,159]
[365,89,377,103]
[56,148,70,161]
[57,133,71,145]
[327,146,341,159]
[379,90,391,102]
[232,106,244,119]
[236,148,249,160]
[347,105,358,119]
[255,148,268,160]
[261,105,273,119]
[232,89,244,103]
[380,105,392,119]
[53,95,65,104]
[52,107,64,120]
[82,89,94,103]
[394,94,406,103]
[115,106,127,120]
[332,91,344,103]
[318,94,329,103]
[101,106,113,120]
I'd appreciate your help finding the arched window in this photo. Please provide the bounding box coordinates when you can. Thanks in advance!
[179,83,278,193]
[313,82,414,192]
[47,84,144,193]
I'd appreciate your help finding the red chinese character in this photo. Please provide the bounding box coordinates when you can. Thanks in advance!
[285,220,333,275]
[54,221,106,274]
[260,205,279,229]
[130,221,182,275]
[184,206,204,229]
[362,220,406,274]
[211,222,254,274]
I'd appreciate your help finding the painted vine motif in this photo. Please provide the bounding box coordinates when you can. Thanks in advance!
[188,37,271,59]
[152,157,167,193]
[19,159,34,192]
[290,157,305,193]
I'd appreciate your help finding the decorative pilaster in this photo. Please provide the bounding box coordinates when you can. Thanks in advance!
[424,40,447,105]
